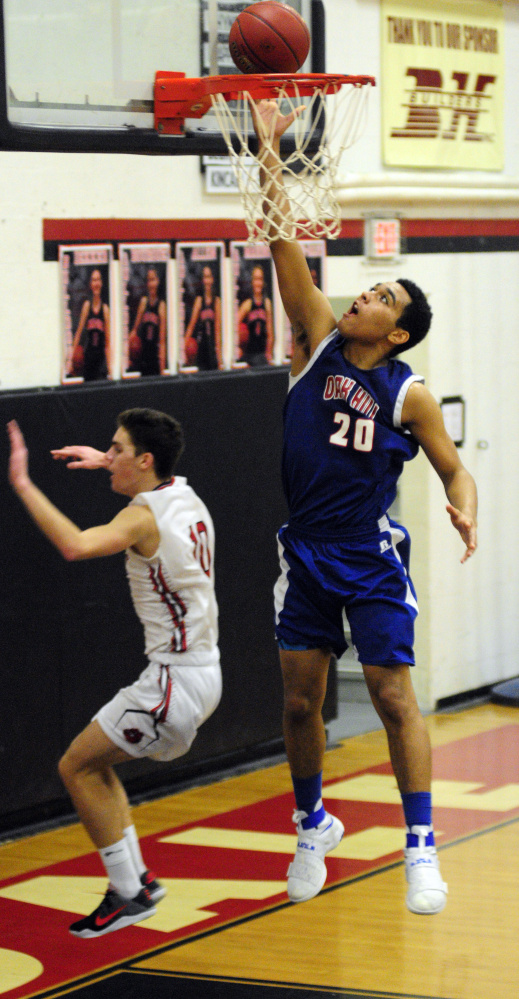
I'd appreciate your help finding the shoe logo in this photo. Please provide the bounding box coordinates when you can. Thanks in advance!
[95,906,126,927]
[411,857,434,867]
[297,841,315,851]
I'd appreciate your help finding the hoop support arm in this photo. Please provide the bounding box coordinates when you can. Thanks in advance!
[154,71,375,135]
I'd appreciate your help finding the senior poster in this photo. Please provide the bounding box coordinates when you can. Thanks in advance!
[230,242,278,368]
[381,0,504,169]
[176,242,226,372]
[281,240,326,364]
[119,243,171,378]
[59,244,114,384]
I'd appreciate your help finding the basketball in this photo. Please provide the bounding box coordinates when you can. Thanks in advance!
[229,2,310,74]
[128,331,142,365]
[71,343,84,375]
[184,338,199,365]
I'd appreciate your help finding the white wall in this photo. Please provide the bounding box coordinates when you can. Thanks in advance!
[0,0,518,708]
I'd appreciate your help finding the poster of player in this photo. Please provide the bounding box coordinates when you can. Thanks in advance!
[176,242,226,372]
[230,242,277,368]
[119,243,171,378]
[59,244,114,384]
[281,240,327,364]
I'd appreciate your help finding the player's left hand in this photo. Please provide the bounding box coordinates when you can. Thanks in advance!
[7,420,30,493]
[50,445,108,469]
[446,503,477,563]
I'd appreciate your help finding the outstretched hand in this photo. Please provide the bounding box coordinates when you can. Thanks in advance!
[50,445,109,470]
[7,420,30,492]
[446,503,477,563]
[250,97,305,143]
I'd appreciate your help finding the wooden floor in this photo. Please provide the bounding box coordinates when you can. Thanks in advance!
[1,701,519,999]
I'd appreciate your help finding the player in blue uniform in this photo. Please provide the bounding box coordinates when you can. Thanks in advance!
[254,100,478,914]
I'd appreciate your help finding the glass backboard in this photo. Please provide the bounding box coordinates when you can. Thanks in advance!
[0,0,324,154]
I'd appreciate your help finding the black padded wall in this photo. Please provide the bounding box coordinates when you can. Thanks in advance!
[0,369,337,834]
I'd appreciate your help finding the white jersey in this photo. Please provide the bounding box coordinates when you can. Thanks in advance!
[125,477,219,667]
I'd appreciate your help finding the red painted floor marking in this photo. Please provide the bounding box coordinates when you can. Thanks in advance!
[1,725,518,999]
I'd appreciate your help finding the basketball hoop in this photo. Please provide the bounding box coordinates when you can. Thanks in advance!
[154,73,375,243]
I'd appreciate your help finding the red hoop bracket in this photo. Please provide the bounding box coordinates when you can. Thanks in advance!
[154,71,376,135]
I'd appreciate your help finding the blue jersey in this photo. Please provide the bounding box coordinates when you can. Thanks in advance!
[282,331,423,538]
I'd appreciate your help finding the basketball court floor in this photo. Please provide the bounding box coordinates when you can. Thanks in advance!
[1,699,518,999]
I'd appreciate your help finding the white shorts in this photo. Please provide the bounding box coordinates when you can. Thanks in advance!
[94,659,222,762]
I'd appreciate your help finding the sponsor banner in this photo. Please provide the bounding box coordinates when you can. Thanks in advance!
[381,0,504,169]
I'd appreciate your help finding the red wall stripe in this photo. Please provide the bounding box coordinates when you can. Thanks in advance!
[43,217,519,244]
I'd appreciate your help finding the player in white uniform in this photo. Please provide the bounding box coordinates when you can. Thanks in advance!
[7,408,221,938]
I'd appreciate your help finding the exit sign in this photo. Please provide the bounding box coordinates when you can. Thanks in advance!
[364,217,401,260]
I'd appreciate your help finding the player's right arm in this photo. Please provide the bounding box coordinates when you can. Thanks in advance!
[253,100,336,371]
[129,296,146,337]
[8,421,156,561]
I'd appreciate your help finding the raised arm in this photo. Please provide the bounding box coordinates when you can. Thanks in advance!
[8,421,155,560]
[401,383,478,562]
[253,100,336,369]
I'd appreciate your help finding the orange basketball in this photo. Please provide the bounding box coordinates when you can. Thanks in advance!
[184,338,199,365]
[229,1,310,74]
[129,331,142,364]
[239,322,249,347]
[71,343,84,375]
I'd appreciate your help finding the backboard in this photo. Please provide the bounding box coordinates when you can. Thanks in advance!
[0,0,325,155]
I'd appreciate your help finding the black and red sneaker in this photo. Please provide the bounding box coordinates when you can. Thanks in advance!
[140,869,167,903]
[69,886,156,938]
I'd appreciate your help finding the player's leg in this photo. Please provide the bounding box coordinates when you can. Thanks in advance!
[58,721,156,937]
[362,662,431,793]
[279,646,345,903]
[274,530,347,902]
[362,663,447,914]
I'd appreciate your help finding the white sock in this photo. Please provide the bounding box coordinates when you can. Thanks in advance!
[99,837,141,899]
[123,824,148,878]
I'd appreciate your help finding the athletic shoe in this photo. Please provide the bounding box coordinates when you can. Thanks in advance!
[69,886,156,938]
[287,809,345,903]
[404,824,448,914]
[140,869,167,903]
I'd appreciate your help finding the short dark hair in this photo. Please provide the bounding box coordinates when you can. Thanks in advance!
[117,408,185,479]
[390,278,432,356]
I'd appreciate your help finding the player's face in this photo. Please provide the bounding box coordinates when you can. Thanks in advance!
[106,427,145,497]
[202,267,214,289]
[90,270,103,295]
[336,282,411,344]
[252,268,264,294]
[147,269,159,295]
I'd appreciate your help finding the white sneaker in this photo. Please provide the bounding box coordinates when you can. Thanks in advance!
[287,810,344,903]
[404,824,448,914]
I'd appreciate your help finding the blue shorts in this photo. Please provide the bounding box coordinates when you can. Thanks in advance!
[274,518,418,667]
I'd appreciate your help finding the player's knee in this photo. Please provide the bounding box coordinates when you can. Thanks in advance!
[284,688,321,723]
[373,681,417,728]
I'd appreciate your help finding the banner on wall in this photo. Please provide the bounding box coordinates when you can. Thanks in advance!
[119,243,171,379]
[381,0,504,170]
[176,242,226,372]
[59,244,114,385]
[230,242,278,369]
[281,240,326,365]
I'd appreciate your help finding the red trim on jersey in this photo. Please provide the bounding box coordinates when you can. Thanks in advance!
[149,563,187,653]
[151,665,173,723]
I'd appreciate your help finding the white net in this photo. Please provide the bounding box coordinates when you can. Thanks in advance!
[210,79,372,243]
